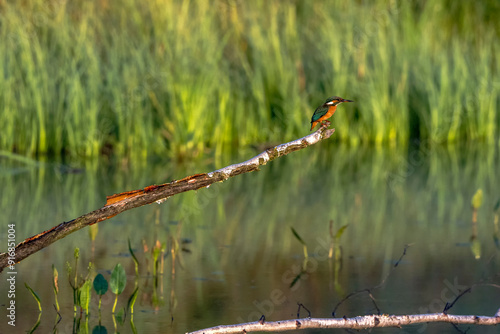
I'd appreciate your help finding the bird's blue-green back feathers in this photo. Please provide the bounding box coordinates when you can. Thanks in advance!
[311,105,329,122]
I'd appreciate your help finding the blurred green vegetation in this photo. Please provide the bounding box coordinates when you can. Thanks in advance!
[0,0,499,160]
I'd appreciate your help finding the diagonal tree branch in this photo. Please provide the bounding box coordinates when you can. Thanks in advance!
[0,126,336,272]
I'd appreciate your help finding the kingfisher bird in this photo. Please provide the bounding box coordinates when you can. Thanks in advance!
[310,96,353,131]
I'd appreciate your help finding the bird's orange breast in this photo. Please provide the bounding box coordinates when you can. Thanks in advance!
[316,106,337,123]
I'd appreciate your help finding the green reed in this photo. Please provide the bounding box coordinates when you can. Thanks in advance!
[0,0,498,160]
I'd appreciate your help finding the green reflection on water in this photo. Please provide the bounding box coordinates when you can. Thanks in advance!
[1,143,499,333]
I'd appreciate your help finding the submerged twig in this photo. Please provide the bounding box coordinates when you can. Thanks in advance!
[297,303,311,318]
[332,244,412,317]
[443,283,500,314]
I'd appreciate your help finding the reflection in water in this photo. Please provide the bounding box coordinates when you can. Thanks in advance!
[1,143,499,333]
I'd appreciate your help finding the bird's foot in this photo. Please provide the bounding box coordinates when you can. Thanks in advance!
[321,121,331,128]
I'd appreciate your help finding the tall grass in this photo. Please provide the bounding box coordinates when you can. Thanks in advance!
[0,0,498,160]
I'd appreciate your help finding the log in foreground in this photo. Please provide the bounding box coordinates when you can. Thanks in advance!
[0,126,336,272]
[188,313,500,333]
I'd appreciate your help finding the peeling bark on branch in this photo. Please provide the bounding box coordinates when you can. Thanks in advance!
[0,127,335,272]
[187,313,500,333]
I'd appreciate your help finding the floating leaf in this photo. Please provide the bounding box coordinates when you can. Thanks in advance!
[25,282,42,312]
[471,189,483,209]
[93,273,108,295]
[110,263,127,295]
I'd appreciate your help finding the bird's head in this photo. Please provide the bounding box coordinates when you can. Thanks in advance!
[325,96,354,106]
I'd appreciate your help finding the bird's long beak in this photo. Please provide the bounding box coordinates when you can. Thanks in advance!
[342,99,354,103]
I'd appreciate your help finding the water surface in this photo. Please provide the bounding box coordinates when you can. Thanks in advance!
[1,142,499,333]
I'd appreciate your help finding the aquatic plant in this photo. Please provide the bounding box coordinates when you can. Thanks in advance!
[0,1,498,161]
[110,263,127,314]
